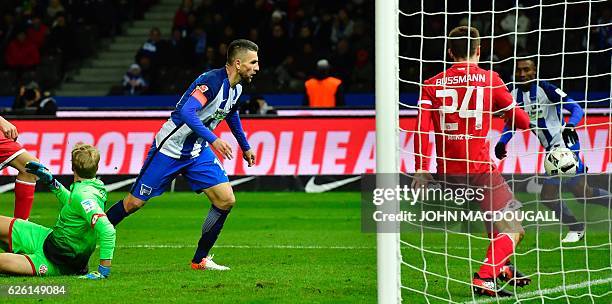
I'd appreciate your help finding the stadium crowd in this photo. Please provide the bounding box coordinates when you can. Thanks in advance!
[126,0,375,95]
[0,0,155,96]
[0,0,609,100]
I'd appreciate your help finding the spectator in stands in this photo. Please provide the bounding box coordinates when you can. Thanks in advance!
[222,25,235,44]
[294,42,318,78]
[275,55,304,91]
[135,27,163,66]
[248,27,259,44]
[330,38,353,85]
[330,8,354,44]
[46,0,65,21]
[265,24,289,67]
[240,95,277,115]
[351,20,372,53]
[191,27,207,68]
[202,46,216,72]
[5,30,40,70]
[12,81,57,115]
[214,42,228,67]
[26,15,48,49]
[47,13,71,56]
[165,27,189,67]
[304,59,344,107]
[173,0,193,31]
[500,8,530,51]
[594,7,611,51]
[349,49,373,92]
[314,11,334,51]
[0,13,17,50]
[122,64,148,95]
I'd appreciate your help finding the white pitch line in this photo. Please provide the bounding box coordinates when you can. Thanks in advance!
[117,244,374,250]
[113,244,609,251]
[466,277,612,304]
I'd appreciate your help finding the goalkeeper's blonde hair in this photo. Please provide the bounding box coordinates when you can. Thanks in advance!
[71,143,100,179]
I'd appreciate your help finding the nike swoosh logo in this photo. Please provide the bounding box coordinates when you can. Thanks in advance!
[229,176,256,187]
[305,176,361,193]
[526,178,543,194]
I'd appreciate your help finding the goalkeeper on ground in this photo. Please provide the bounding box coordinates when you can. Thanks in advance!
[495,57,611,243]
[0,143,115,279]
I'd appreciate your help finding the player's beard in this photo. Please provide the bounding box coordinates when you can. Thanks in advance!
[240,71,254,84]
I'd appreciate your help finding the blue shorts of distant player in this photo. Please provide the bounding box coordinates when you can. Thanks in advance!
[130,142,228,201]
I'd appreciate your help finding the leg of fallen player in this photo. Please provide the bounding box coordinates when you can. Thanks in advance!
[8,152,39,220]
[0,253,35,275]
[191,182,234,271]
[0,216,35,275]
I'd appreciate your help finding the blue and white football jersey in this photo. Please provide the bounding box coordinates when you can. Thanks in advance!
[155,68,243,159]
[511,81,582,150]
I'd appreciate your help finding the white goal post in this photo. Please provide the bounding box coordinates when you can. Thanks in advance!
[375,0,401,303]
[376,0,611,302]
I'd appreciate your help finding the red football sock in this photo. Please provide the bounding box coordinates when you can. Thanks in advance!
[14,179,35,220]
[477,233,515,279]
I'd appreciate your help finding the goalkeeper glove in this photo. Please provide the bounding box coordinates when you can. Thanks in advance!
[494,142,507,160]
[79,265,110,280]
[562,123,579,146]
[25,161,53,184]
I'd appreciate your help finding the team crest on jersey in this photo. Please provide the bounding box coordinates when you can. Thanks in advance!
[91,213,105,227]
[39,264,48,275]
[140,184,152,197]
[80,199,95,212]
[196,85,208,93]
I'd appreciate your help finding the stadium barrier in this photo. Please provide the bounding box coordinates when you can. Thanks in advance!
[0,114,609,192]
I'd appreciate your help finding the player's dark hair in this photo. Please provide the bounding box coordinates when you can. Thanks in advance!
[226,39,259,64]
[516,53,538,70]
[448,26,480,59]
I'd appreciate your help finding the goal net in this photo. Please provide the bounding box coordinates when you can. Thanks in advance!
[375,0,612,302]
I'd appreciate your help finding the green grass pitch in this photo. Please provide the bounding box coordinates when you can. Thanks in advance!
[0,191,610,303]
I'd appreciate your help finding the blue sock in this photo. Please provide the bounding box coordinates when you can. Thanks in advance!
[106,200,130,226]
[192,205,230,263]
[590,188,611,208]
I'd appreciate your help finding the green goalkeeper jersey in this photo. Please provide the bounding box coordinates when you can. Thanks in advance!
[43,178,116,273]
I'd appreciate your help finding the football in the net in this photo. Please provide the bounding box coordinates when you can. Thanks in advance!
[544,147,579,176]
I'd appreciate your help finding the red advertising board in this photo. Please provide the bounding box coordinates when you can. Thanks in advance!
[2,116,610,176]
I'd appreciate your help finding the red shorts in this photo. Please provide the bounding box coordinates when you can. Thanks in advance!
[446,170,521,212]
[0,133,25,169]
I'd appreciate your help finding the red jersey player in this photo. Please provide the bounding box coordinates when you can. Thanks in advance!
[412,26,532,297]
[0,116,40,219]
